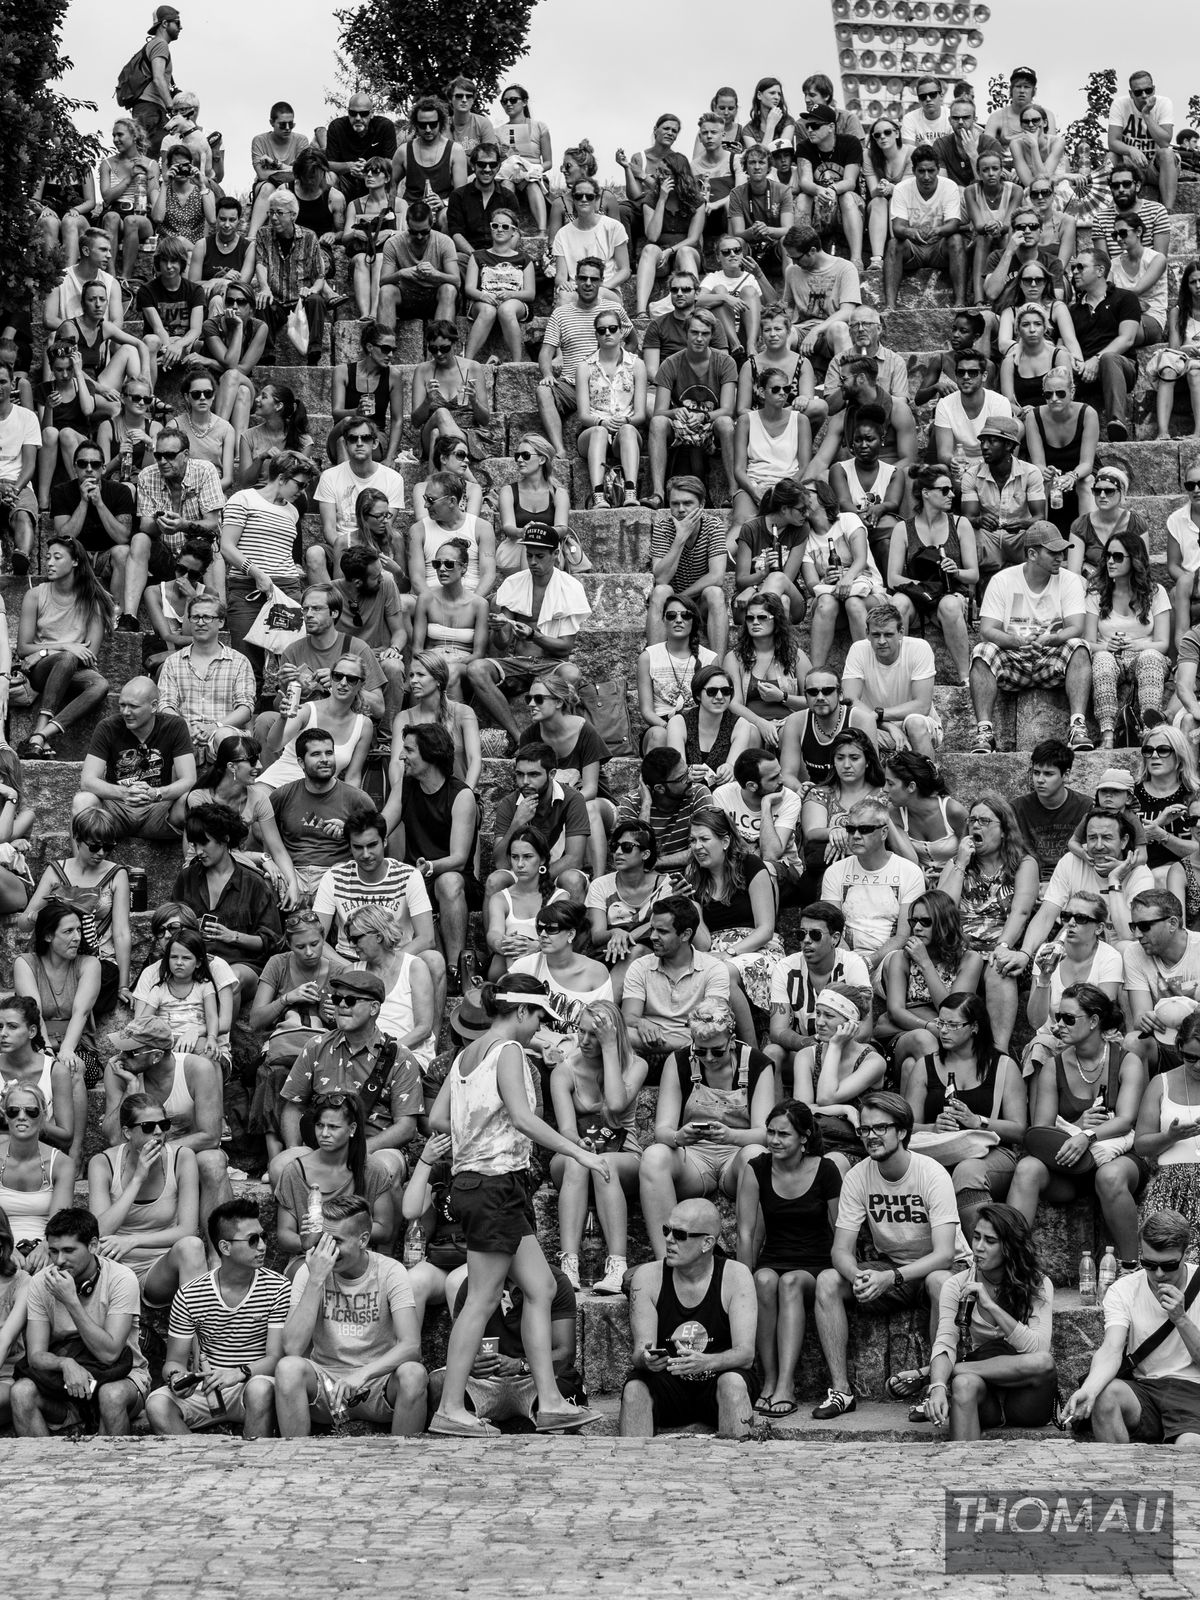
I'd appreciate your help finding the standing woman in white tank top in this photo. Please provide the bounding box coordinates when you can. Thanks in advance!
[426,975,610,1436]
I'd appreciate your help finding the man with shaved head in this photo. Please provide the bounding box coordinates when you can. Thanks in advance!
[73,675,196,841]
[620,1198,757,1438]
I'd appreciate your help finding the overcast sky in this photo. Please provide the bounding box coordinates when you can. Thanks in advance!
[61,0,1196,193]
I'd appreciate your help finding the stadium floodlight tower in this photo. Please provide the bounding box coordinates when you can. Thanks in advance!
[831,0,989,125]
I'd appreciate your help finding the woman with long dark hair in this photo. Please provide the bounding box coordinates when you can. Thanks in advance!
[586,821,676,997]
[638,594,717,752]
[863,117,910,268]
[21,807,130,1017]
[922,1203,1055,1438]
[14,905,100,1124]
[427,974,610,1435]
[686,807,781,1010]
[885,750,968,883]
[274,1091,395,1262]
[1084,528,1171,747]
[349,485,408,582]
[634,152,705,317]
[736,1099,842,1417]
[1148,258,1200,440]
[878,893,984,1054]
[180,734,300,907]
[485,826,565,979]
[743,77,796,147]
[723,589,810,733]
[172,802,284,1000]
[15,534,112,758]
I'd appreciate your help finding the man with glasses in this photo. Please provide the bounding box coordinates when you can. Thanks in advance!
[1065,246,1142,443]
[50,439,134,602]
[969,522,1090,754]
[779,669,876,788]
[620,1198,757,1439]
[1084,165,1171,264]
[1123,890,1200,1058]
[125,423,221,631]
[812,1091,968,1419]
[900,77,951,148]
[446,143,521,267]
[825,306,908,411]
[931,98,1002,189]
[377,197,459,331]
[325,93,398,203]
[537,257,631,455]
[189,197,253,315]
[156,594,254,757]
[768,900,870,1077]
[820,797,924,957]
[647,476,729,654]
[1022,809,1154,958]
[982,205,1065,309]
[313,422,405,583]
[146,1197,288,1440]
[1063,1209,1200,1444]
[1108,71,1178,213]
[326,319,405,468]
[277,969,421,1192]
[393,96,468,226]
[615,748,714,874]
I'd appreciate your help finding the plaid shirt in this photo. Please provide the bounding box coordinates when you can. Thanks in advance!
[135,460,224,555]
[254,223,324,303]
[156,643,255,737]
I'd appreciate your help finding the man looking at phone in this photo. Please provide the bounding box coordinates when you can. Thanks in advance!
[145,1197,288,1438]
[620,1197,758,1439]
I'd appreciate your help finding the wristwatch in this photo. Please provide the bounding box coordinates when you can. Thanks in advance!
[892,1268,904,1290]
[978,1116,989,1132]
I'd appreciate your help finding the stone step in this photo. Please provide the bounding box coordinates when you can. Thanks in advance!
[19,766,185,904]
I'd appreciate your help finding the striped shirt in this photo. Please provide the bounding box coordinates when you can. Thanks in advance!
[312,859,432,959]
[542,298,632,387]
[221,488,301,578]
[168,1267,291,1365]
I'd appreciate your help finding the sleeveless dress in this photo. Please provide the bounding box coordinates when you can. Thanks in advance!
[100,1142,182,1284]
[162,185,206,242]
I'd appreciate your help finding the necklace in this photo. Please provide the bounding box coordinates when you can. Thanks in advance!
[189,414,214,438]
[1071,1046,1107,1086]
[39,961,73,1005]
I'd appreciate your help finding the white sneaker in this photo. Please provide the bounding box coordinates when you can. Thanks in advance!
[592,1255,627,1295]
[559,1252,580,1291]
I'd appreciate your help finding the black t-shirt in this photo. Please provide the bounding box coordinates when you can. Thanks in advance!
[794,134,863,187]
[136,278,204,339]
[1011,787,1093,881]
[325,115,398,168]
[696,853,770,932]
[87,710,193,789]
[643,309,730,360]
[1071,286,1143,363]
[49,479,134,554]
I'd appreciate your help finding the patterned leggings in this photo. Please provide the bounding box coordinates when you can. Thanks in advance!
[1091,647,1169,729]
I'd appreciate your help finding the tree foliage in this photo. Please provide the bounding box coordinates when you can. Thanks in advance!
[1188,94,1200,132]
[1064,68,1116,165]
[985,75,1007,115]
[0,0,103,306]
[335,0,542,114]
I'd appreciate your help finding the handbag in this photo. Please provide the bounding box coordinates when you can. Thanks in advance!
[8,664,36,709]
[286,298,310,357]
[575,1114,628,1153]
[243,585,305,655]
[578,676,632,757]
[14,1333,134,1414]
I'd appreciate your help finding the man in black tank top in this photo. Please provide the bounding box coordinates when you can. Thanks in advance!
[620,1198,758,1437]
[779,670,877,787]
[190,198,251,315]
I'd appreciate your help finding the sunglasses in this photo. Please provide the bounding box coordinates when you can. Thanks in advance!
[576,276,601,285]
[332,994,366,1008]
[416,121,439,131]
[474,160,498,170]
[612,840,642,853]
[1130,918,1169,933]
[330,670,364,684]
[491,222,515,232]
[155,449,184,461]
[1030,187,1052,197]
[909,914,933,928]
[703,685,732,697]
[807,684,839,695]
[1094,483,1120,494]
[345,931,370,945]
[225,296,249,307]
[930,481,954,493]
[595,323,621,334]
[501,96,522,106]
[1053,1011,1082,1025]
[663,610,691,622]
[574,191,598,202]
[1141,1257,1182,1274]
[1016,222,1040,232]
[513,449,538,461]
[137,1118,172,1134]
[718,247,742,258]
[431,557,461,568]
[525,693,554,706]
[918,90,940,101]
[1044,389,1069,399]
[798,928,826,942]
[5,1105,40,1119]
[1105,550,1129,561]
[1060,910,1101,925]
[1143,744,1173,755]
[188,389,215,399]
[663,1224,710,1241]
[372,344,396,356]
[346,433,375,444]
[845,823,882,836]
[1186,481,1200,491]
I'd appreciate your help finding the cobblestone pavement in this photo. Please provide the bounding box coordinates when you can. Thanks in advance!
[6,1437,1199,1598]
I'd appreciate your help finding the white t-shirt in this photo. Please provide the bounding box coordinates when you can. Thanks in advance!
[1110,248,1168,326]
[837,1149,970,1265]
[1084,582,1170,647]
[551,216,629,288]
[1045,940,1124,1010]
[712,780,802,865]
[1043,856,1155,937]
[1123,931,1200,1004]
[891,175,962,230]
[980,566,1088,633]
[932,389,1013,459]
[1108,94,1175,163]
[0,405,42,483]
[900,108,953,146]
[315,461,406,540]
[842,636,936,713]
[1103,1264,1200,1384]
[699,267,763,303]
[821,852,925,955]
[290,1252,415,1377]
[769,947,872,1029]
[1167,505,1200,574]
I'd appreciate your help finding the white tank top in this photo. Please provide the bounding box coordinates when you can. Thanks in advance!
[1157,1076,1200,1166]
[841,458,896,509]
[745,410,800,490]
[449,1037,536,1175]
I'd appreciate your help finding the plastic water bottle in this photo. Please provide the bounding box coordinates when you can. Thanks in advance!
[402,1220,426,1267]
[131,166,148,216]
[304,1184,324,1237]
[1098,1246,1118,1298]
[1078,1248,1097,1304]
[952,438,967,486]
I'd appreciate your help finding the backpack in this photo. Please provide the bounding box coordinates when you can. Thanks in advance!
[114,44,152,109]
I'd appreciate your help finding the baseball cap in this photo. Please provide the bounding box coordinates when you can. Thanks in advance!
[1096,767,1135,794]
[328,970,386,1002]
[522,526,560,549]
[1010,66,1038,83]
[1023,520,1070,553]
[978,415,1022,445]
[106,1016,173,1054]
[150,5,181,26]
[801,105,837,127]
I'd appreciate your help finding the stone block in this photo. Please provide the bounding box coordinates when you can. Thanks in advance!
[259,363,336,411]
[493,362,541,415]
[332,318,423,366]
[1099,439,1181,496]
[1032,1196,1097,1289]
[19,764,186,904]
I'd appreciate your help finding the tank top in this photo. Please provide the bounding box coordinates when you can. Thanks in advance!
[450,1037,536,1175]
[27,960,97,1057]
[565,1061,640,1148]
[1010,348,1062,409]
[498,886,566,946]
[903,516,964,581]
[796,705,852,787]
[258,702,369,790]
[426,619,476,659]
[1031,405,1086,474]
[349,201,398,253]
[897,797,955,862]
[1052,1042,1122,1124]
[295,189,338,236]
[745,410,801,490]
[654,1253,735,1356]
[342,360,390,431]
[682,706,735,771]
[365,953,434,1065]
[402,775,476,869]
[62,318,111,379]
[918,1049,1005,1123]
[1157,1076,1200,1166]
[841,457,896,510]
[403,136,455,204]
[203,234,250,279]
[48,861,120,962]
[511,484,555,530]
[0,1145,56,1242]
[102,1143,181,1279]
[423,514,481,592]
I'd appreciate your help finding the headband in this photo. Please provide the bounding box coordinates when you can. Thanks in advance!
[495,990,553,1013]
[817,988,862,1024]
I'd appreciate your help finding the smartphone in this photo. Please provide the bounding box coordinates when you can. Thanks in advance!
[646,1346,669,1359]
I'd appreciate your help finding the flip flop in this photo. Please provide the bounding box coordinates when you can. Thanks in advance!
[427,1412,500,1438]
[753,1393,777,1415]
[763,1398,798,1418]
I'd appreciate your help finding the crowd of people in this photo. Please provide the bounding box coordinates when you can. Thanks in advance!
[0,13,1199,1445]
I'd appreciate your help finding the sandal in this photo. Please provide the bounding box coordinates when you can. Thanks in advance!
[885,1366,929,1401]
[640,493,664,511]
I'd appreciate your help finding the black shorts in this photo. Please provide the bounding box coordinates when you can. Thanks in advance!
[450,1169,535,1255]
[626,1366,759,1430]
[1125,1375,1200,1443]
[972,1365,1057,1430]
